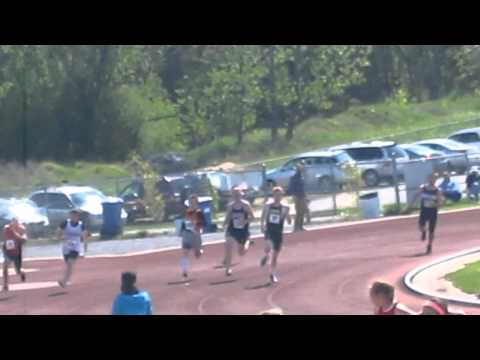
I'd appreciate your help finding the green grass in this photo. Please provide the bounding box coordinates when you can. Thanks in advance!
[188,95,480,169]
[446,261,480,295]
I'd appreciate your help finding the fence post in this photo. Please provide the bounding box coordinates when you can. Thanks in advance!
[392,157,401,211]
[330,163,337,216]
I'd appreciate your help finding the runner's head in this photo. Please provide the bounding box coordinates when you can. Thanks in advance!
[121,271,138,295]
[188,194,199,208]
[232,187,244,202]
[427,174,436,186]
[296,162,305,173]
[10,217,19,226]
[370,281,395,308]
[70,209,81,223]
[272,186,284,202]
[443,172,451,182]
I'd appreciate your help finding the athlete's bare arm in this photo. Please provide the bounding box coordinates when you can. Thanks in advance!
[245,202,255,224]
[437,191,445,208]
[285,206,292,225]
[223,204,233,230]
[82,229,89,252]
[408,186,423,209]
[260,205,268,233]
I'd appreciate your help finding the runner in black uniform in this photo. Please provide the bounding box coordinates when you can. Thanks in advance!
[223,188,254,277]
[260,187,291,284]
[410,175,443,255]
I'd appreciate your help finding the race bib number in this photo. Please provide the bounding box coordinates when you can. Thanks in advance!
[5,240,16,251]
[269,214,281,224]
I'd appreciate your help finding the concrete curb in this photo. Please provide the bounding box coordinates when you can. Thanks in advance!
[404,246,480,306]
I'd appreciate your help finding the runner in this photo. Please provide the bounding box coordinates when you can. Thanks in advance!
[2,218,27,292]
[260,186,291,284]
[410,174,444,255]
[223,188,255,277]
[58,209,89,288]
[369,281,416,315]
[420,298,465,315]
[179,194,205,279]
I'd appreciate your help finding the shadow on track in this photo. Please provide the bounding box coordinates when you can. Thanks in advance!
[167,280,196,286]
[213,263,239,270]
[0,295,16,302]
[399,252,428,258]
[48,291,68,297]
[245,282,272,290]
[210,279,237,286]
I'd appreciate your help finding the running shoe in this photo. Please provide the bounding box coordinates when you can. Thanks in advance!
[421,231,426,242]
[226,268,233,277]
[426,244,432,255]
[20,273,26,282]
[270,274,278,284]
[260,256,269,267]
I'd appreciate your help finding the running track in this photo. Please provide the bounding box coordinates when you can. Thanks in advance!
[1,209,480,315]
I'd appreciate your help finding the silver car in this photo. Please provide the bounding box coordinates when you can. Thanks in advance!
[414,138,480,174]
[330,141,410,187]
[0,199,50,238]
[30,186,127,232]
[449,128,480,152]
[266,151,354,193]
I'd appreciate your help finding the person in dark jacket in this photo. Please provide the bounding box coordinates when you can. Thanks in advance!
[466,167,480,201]
[287,163,308,232]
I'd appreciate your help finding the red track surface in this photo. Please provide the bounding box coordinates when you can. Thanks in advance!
[1,209,480,315]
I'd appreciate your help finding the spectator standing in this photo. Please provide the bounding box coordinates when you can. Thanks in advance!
[112,272,153,315]
[438,174,462,203]
[287,163,309,232]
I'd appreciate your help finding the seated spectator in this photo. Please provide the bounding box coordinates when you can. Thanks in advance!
[466,167,480,202]
[112,272,153,315]
[438,174,462,203]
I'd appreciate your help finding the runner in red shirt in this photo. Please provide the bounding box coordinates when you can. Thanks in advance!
[2,218,27,292]
[370,281,416,315]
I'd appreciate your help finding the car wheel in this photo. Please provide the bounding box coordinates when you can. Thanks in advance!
[363,170,380,187]
[318,176,334,194]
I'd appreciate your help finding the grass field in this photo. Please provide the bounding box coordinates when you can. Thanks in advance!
[446,261,480,294]
[190,95,480,168]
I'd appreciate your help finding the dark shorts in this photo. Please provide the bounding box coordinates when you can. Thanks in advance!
[227,227,250,245]
[266,230,283,252]
[3,251,22,272]
[419,208,438,234]
[63,251,80,262]
[182,231,202,252]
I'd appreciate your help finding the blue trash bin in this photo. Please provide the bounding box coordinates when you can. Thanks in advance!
[101,198,124,239]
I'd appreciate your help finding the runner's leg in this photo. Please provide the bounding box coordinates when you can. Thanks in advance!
[3,260,9,291]
[225,236,234,276]
[180,248,191,278]
[260,238,271,267]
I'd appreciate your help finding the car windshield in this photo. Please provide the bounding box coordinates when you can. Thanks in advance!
[70,191,106,207]
[438,140,466,150]
[335,152,353,163]
[386,146,408,159]
[408,145,436,156]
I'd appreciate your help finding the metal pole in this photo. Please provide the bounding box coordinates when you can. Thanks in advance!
[330,163,337,215]
[392,157,401,210]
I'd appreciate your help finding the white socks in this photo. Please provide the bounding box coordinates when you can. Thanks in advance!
[180,257,190,273]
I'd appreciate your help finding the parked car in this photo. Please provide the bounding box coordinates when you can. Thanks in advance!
[330,141,409,187]
[119,173,213,223]
[399,144,448,173]
[30,186,127,232]
[266,151,354,193]
[0,199,49,238]
[449,128,480,152]
[414,139,479,174]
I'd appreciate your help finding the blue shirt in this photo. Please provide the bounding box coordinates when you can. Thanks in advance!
[439,180,460,193]
[112,291,153,315]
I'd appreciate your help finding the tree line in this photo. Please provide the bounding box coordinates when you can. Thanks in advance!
[0,45,479,165]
